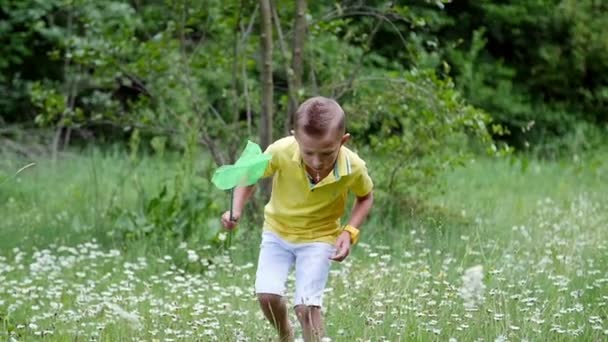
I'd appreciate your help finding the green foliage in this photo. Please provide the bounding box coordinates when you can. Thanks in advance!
[0,0,64,120]
[108,178,223,246]
[346,68,509,216]
[0,147,235,256]
[437,0,608,154]
[18,0,253,163]
[105,124,238,252]
[302,15,508,212]
[0,1,514,245]
[2,0,607,159]
[107,129,232,250]
[6,0,508,237]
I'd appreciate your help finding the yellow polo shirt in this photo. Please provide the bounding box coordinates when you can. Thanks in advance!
[261,136,373,244]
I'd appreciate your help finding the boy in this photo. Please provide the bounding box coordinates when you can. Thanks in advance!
[221,96,374,341]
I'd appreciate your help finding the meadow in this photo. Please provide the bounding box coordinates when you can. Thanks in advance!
[1,149,607,341]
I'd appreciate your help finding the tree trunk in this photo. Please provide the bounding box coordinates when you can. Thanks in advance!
[259,0,273,150]
[287,0,307,133]
[259,0,274,198]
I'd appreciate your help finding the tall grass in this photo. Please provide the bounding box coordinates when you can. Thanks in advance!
[1,148,179,250]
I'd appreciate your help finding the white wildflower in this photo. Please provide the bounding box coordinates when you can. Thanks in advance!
[187,250,199,263]
[218,232,227,242]
[495,335,507,342]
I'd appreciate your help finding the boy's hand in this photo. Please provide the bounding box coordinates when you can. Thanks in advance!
[221,211,240,230]
[330,231,351,262]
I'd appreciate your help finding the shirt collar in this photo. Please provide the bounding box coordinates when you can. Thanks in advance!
[292,146,352,188]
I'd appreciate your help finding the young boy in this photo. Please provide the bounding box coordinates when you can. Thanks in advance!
[220,96,374,341]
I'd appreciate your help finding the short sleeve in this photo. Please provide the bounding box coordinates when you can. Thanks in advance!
[262,143,280,178]
[350,166,373,197]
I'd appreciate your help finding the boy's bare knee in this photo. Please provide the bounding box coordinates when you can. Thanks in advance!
[294,305,320,324]
[257,293,282,307]
[294,305,308,320]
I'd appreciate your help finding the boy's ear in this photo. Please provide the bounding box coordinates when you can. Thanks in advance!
[290,129,295,135]
[341,133,351,145]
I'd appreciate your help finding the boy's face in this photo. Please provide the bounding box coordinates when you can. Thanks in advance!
[295,129,350,174]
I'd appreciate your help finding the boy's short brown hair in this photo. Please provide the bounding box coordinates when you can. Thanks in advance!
[294,96,345,137]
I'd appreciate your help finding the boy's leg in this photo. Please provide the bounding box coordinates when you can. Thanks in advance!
[255,232,295,341]
[293,242,335,341]
[258,293,293,342]
[294,305,324,342]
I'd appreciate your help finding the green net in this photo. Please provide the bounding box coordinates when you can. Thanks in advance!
[211,140,271,190]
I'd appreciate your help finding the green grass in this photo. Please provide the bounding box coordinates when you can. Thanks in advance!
[1,149,607,341]
[0,148,172,250]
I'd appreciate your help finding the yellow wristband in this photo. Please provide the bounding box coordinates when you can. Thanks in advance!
[343,224,360,245]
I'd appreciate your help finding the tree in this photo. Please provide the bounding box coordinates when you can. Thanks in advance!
[21,0,503,214]
[259,0,274,150]
[287,0,307,132]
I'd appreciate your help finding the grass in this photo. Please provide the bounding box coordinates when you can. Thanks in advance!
[1,148,607,341]
[1,148,169,250]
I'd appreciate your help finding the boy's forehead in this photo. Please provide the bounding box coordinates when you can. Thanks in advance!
[297,131,342,150]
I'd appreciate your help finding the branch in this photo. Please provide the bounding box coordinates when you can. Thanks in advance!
[119,72,152,97]
[288,0,307,132]
[96,115,227,166]
[334,18,383,100]
[208,105,228,126]
[287,5,409,51]
[242,53,253,137]
[240,3,259,45]
[53,4,75,161]
[232,1,244,124]
[174,5,228,166]
[270,0,298,134]
[229,2,257,127]
[312,5,410,49]
[239,3,259,138]
[387,158,407,193]
[325,76,437,100]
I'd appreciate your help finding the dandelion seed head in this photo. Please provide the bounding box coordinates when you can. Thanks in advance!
[459,265,485,310]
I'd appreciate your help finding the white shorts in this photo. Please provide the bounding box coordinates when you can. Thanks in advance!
[255,230,336,307]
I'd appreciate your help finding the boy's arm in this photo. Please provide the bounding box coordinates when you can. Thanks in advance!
[345,161,374,231]
[331,191,373,262]
[221,185,256,230]
[221,139,279,229]
[232,185,256,217]
[347,191,374,229]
